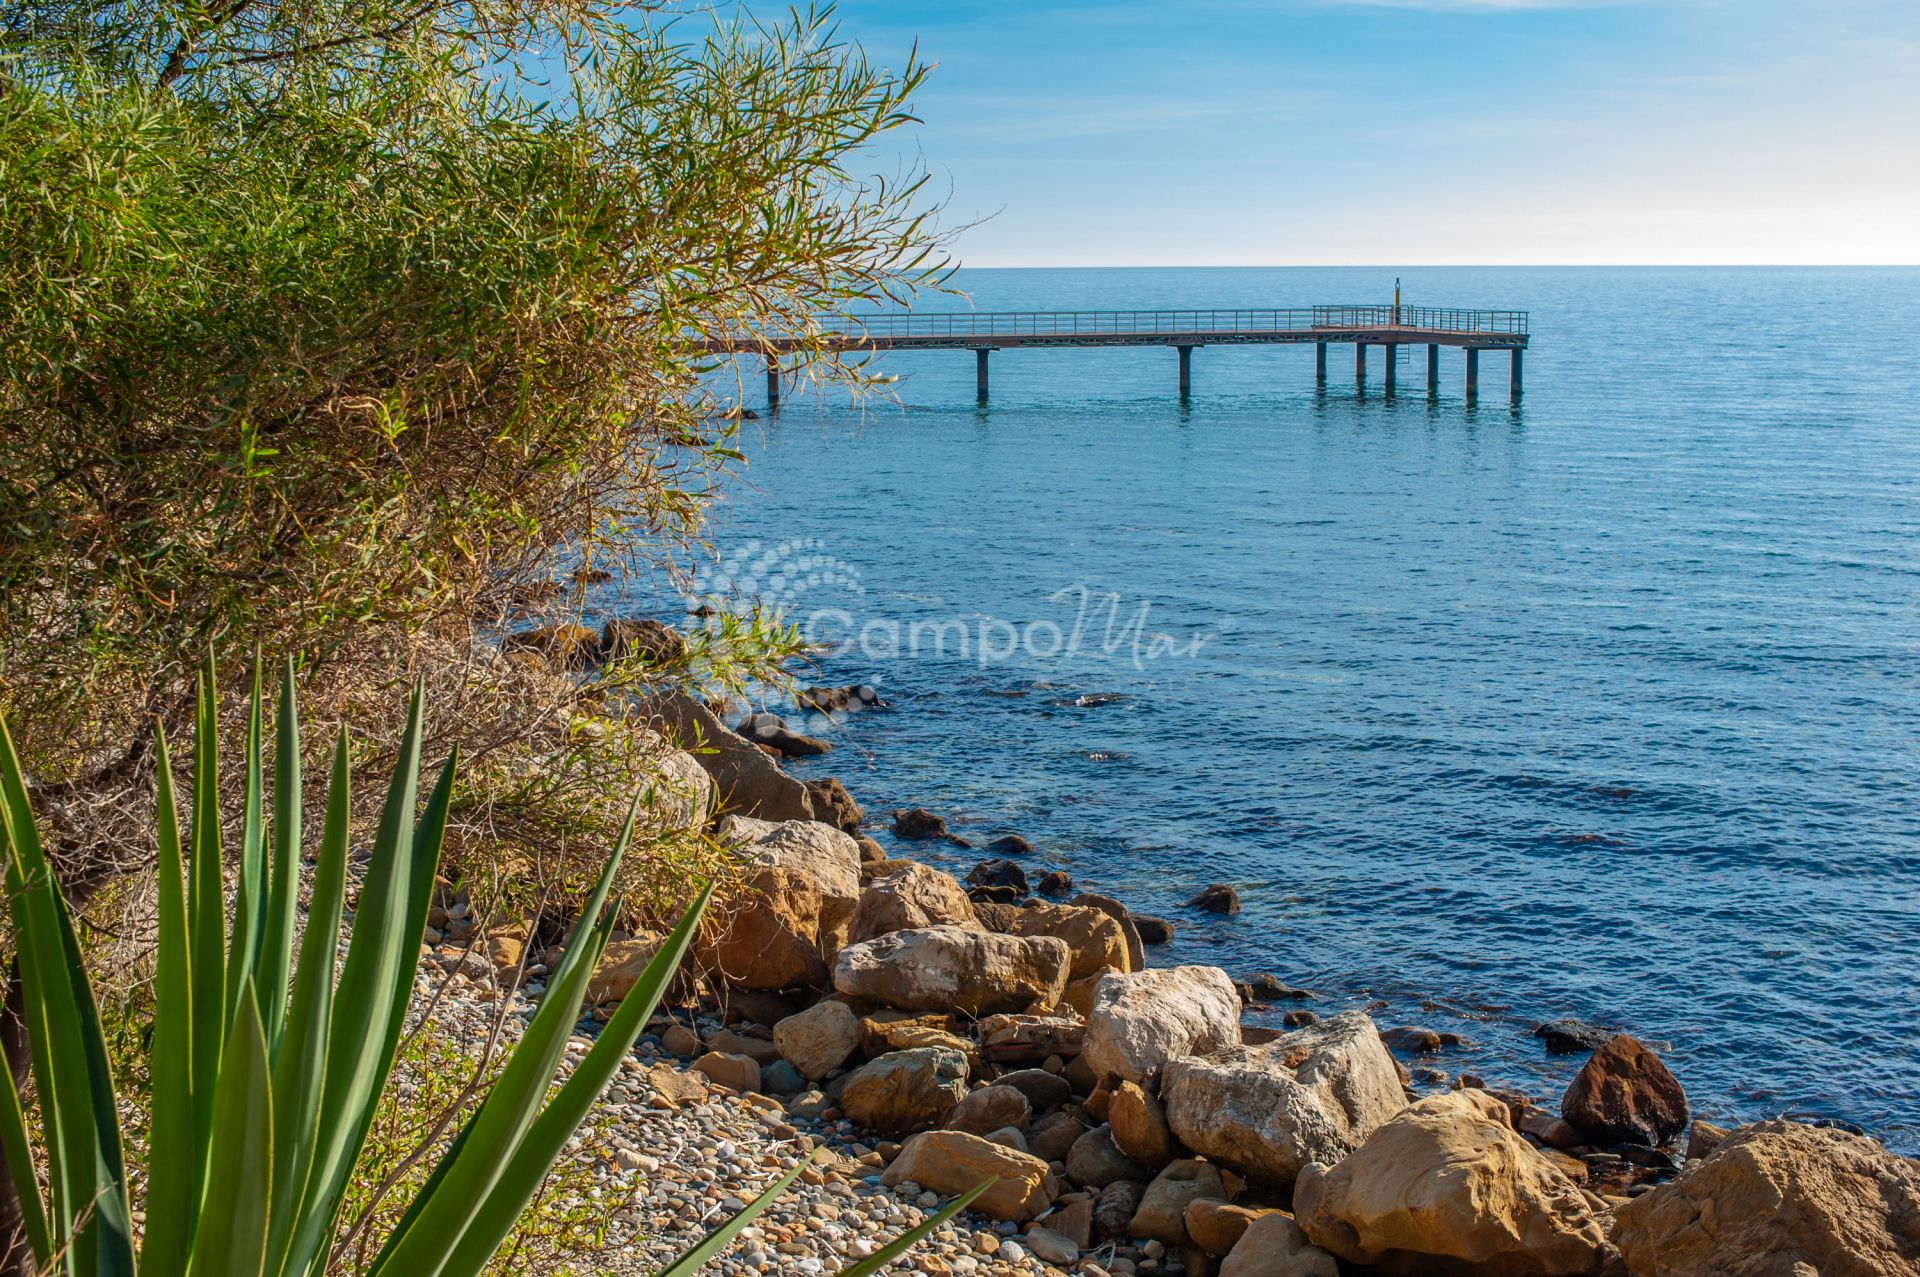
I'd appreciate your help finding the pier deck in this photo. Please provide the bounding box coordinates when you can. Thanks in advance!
[703,305,1530,403]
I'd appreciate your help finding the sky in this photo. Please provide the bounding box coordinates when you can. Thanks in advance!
[822,0,1920,266]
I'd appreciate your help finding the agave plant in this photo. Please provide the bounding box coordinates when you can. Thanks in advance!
[0,660,984,1276]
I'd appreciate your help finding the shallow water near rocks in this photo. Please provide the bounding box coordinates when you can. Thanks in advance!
[651,266,1920,1149]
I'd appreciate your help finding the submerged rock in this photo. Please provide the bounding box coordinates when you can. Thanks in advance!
[1188,883,1242,914]
[1534,1019,1614,1055]
[892,806,967,844]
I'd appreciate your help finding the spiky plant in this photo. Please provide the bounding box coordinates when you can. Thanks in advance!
[0,660,984,1275]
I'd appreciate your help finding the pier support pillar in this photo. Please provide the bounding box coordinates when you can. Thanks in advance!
[766,358,781,408]
[1511,348,1524,400]
[1355,342,1367,386]
[1384,343,1398,394]
[1427,344,1440,394]
[1177,345,1193,397]
[1315,342,1328,385]
[1465,348,1480,400]
[975,347,990,400]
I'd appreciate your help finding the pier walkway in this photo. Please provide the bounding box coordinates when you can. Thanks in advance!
[702,305,1530,403]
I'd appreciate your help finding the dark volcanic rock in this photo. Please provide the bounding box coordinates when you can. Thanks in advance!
[1187,883,1240,915]
[967,858,1031,895]
[1535,1019,1614,1055]
[986,834,1034,856]
[891,807,968,846]
[1037,870,1075,898]
[1562,1034,1690,1148]
[1132,915,1175,945]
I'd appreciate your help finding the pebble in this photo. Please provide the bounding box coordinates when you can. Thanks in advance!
[398,968,1061,1277]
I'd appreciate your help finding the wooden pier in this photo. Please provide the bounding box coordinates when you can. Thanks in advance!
[704,305,1530,405]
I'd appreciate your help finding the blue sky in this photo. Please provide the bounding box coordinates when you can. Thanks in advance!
[825,0,1920,266]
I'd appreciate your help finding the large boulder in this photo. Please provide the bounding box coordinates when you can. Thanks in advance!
[1612,1119,1920,1277]
[881,1130,1055,1222]
[721,815,862,902]
[641,691,816,822]
[1221,1213,1340,1277]
[693,866,830,991]
[1162,1011,1407,1188]
[834,926,1071,1016]
[838,1047,969,1135]
[980,903,1135,980]
[849,863,979,942]
[1292,1090,1614,1276]
[772,1000,860,1080]
[1082,966,1241,1085]
[1560,1033,1690,1148]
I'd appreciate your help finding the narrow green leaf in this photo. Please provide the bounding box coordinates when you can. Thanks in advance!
[256,658,303,1051]
[226,658,268,1036]
[262,728,350,1277]
[2,719,107,1272]
[47,860,137,1277]
[368,843,630,1277]
[187,659,228,1169]
[0,1044,50,1266]
[652,1145,819,1277]
[435,874,714,1277]
[830,1179,996,1277]
[187,986,273,1277]
[140,725,197,1276]
[277,686,426,1277]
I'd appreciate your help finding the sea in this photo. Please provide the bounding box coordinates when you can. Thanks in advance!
[676,266,1920,1149]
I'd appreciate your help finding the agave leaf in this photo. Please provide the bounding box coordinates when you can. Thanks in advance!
[1,719,112,1272]
[187,985,274,1277]
[650,1145,821,1277]
[829,1179,996,1277]
[262,727,351,1277]
[0,1043,50,1266]
[368,841,632,1277]
[187,660,228,1164]
[140,725,197,1275]
[256,658,303,1050]
[47,869,138,1276]
[435,875,715,1277]
[278,685,427,1277]
[226,658,269,1036]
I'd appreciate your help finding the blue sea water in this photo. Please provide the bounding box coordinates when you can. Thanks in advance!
[692,266,1920,1147]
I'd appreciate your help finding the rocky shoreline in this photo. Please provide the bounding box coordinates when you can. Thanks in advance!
[424,653,1920,1276]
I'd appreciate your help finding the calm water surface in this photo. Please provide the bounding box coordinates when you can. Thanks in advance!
[678,267,1920,1147]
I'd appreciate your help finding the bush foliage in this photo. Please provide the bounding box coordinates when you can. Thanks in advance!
[0,0,945,778]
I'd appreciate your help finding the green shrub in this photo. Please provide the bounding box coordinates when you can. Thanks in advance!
[0,661,983,1275]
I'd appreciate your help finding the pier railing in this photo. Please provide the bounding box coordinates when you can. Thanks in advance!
[815,306,1529,340]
